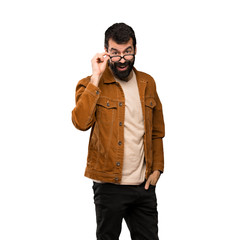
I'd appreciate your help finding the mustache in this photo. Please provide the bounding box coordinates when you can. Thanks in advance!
[114,60,131,68]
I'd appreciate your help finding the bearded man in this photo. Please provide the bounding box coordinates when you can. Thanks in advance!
[72,22,165,240]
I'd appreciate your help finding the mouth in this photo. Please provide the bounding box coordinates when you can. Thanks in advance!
[117,65,128,71]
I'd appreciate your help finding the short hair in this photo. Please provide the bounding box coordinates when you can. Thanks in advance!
[104,23,137,51]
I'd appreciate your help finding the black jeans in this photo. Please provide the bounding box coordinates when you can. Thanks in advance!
[92,181,159,240]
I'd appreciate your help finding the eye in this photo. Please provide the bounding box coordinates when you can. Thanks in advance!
[112,52,118,55]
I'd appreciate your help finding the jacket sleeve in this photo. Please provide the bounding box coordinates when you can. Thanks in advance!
[152,81,165,173]
[71,77,101,131]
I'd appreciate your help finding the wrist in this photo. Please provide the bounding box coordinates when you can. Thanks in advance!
[90,75,100,86]
[153,170,161,176]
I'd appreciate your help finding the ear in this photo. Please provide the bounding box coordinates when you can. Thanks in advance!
[134,45,137,55]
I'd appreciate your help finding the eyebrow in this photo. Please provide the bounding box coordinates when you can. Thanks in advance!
[110,46,132,53]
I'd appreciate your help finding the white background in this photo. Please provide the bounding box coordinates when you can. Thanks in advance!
[0,0,240,239]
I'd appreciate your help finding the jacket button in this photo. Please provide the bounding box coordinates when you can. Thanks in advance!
[119,122,122,126]
[107,101,110,107]
[116,162,120,166]
[118,141,122,146]
[96,90,99,95]
[119,102,123,107]
[114,177,119,182]
[150,101,153,106]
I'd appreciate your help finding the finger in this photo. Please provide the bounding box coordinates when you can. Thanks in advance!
[96,57,104,63]
[91,54,100,63]
[145,179,150,190]
[103,55,110,62]
[98,52,110,59]
[92,52,109,62]
[100,53,110,62]
[103,51,110,56]
[92,53,102,61]
[98,55,109,65]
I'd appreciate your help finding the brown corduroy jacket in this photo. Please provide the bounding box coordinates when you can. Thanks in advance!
[72,66,165,184]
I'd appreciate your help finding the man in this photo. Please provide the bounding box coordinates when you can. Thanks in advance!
[72,23,165,240]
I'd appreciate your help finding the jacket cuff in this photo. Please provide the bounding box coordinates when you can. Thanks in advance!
[152,164,164,174]
[85,82,101,97]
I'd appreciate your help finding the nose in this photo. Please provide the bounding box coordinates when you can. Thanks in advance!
[119,56,126,63]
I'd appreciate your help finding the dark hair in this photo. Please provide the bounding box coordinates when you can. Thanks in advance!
[104,23,136,51]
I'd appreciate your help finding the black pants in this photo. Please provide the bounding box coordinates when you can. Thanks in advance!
[92,181,159,240]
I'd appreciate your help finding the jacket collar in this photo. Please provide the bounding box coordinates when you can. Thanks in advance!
[102,65,116,84]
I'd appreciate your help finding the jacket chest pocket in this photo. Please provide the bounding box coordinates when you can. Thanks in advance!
[96,97,117,123]
[145,97,156,123]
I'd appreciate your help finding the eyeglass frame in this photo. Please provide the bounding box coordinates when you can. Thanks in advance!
[109,54,135,63]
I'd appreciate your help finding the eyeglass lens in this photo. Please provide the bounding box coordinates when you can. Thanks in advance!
[111,54,134,62]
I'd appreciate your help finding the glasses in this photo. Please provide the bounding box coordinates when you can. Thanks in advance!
[109,54,135,63]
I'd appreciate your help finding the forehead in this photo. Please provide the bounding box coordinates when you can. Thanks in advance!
[108,38,133,51]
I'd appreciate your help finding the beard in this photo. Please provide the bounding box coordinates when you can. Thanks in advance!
[108,57,135,81]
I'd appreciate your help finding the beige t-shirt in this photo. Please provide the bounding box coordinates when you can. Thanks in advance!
[115,71,146,185]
